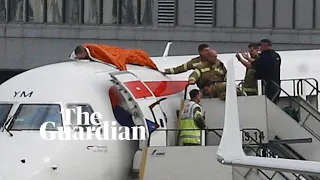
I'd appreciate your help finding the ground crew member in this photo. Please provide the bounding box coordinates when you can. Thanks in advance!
[202,80,244,100]
[237,39,281,104]
[237,43,260,95]
[188,49,227,92]
[180,89,206,146]
[163,44,210,74]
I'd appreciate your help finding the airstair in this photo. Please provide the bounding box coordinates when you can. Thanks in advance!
[111,69,320,179]
[133,75,320,180]
[261,78,320,162]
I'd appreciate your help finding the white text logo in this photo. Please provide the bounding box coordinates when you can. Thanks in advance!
[39,106,146,141]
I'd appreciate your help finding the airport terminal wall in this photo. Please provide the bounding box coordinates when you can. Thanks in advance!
[1,0,320,70]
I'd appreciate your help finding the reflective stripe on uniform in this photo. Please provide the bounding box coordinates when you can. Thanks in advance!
[243,87,258,92]
[180,135,201,139]
[180,118,191,121]
[169,68,174,74]
[214,67,224,74]
[189,103,197,117]
[194,69,201,78]
[194,110,202,118]
[189,77,196,82]
[183,63,188,71]
[201,68,210,73]
[192,62,201,67]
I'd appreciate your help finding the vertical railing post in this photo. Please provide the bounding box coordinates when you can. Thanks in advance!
[201,130,205,146]
[166,129,168,146]
[257,80,263,96]
[301,80,307,101]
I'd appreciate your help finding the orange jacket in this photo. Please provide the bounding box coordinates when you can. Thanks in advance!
[82,44,158,71]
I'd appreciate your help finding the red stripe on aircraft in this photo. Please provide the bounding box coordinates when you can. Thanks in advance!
[144,81,188,97]
[124,81,153,99]
[110,81,188,107]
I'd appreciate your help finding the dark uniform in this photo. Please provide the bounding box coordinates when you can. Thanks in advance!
[251,49,281,103]
[164,56,204,74]
[207,83,244,100]
[188,60,227,89]
[243,54,259,96]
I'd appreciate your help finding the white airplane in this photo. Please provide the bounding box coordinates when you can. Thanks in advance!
[0,42,319,180]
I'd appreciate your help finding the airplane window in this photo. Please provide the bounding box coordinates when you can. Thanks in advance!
[0,104,13,128]
[8,104,62,131]
[109,86,136,127]
[66,104,100,130]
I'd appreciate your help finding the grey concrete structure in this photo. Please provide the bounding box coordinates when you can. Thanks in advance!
[1,0,320,70]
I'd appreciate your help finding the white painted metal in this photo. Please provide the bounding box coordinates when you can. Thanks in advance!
[162,41,172,57]
[142,146,234,180]
[217,59,320,176]
[201,96,269,145]
[257,80,263,96]
[109,71,168,147]
[0,61,180,180]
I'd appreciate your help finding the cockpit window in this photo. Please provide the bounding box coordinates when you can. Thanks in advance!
[9,104,62,131]
[0,104,13,128]
[66,104,100,129]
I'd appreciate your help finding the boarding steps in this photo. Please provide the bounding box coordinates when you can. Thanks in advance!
[264,80,320,163]
[122,73,320,180]
[138,143,309,180]
[138,91,320,180]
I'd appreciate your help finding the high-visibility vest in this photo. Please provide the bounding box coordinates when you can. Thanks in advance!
[180,101,202,144]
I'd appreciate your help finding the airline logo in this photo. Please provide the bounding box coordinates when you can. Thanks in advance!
[151,149,166,157]
[146,119,159,134]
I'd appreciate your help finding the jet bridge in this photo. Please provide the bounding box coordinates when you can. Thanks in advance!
[137,75,320,180]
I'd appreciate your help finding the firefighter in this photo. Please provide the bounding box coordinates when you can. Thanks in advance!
[238,43,260,95]
[180,89,206,146]
[202,80,244,100]
[188,49,227,96]
[163,44,210,74]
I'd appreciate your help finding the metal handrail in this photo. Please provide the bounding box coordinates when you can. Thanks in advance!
[262,80,320,141]
[224,78,319,97]
[147,128,264,147]
[183,84,190,100]
[183,77,319,102]
[248,136,317,180]
[147,128,308,180]
[239,131,308,180]
[297,78,320,96]
[297,78,320,106]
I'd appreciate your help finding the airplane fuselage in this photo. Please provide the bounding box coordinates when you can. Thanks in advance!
[0,49,320,179]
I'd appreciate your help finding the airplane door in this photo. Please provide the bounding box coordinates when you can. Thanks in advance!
[109,71,167,147]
